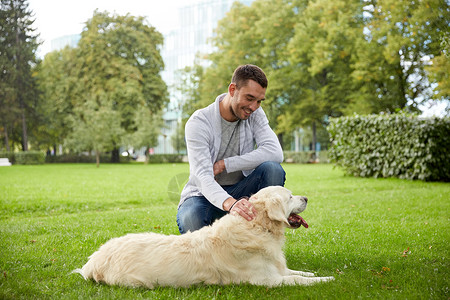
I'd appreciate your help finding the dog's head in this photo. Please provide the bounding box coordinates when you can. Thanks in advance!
[251,186,308,229]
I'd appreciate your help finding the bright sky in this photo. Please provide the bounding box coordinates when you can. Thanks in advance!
[28,0,190,57]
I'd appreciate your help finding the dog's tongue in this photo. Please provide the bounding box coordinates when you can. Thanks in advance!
[288,213,308,228]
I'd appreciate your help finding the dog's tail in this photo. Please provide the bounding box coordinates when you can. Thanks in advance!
[71,268,88,280]
[71,252,105,282]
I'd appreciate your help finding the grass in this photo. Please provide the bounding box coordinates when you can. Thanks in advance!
[0,163,448,299]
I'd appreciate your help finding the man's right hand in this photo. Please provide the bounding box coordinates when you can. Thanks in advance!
[223,197,257,221]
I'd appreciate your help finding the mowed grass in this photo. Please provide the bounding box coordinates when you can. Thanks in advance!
[0,163,448,299]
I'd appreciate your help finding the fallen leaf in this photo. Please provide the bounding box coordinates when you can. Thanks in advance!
[401,247,410,257]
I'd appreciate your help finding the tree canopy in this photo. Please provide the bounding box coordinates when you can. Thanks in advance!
[178,0,449,148]
[0,0,40,151]
[36,10,168,165]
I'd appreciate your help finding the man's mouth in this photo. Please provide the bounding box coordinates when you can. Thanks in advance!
[243,108,252,116]
[288,213,308,228]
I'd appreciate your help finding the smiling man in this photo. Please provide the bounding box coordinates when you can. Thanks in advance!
[177,64,285,234]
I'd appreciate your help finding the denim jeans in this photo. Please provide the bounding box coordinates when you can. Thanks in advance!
[176,161,286,234]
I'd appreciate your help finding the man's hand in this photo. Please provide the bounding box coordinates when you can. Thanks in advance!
[213,160,226,176]
[223,197,257,221]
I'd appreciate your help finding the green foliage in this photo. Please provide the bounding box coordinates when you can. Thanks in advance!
[35,10,168,163]
[147,154,184,164]
[0,151,15,164]
[328,113,450,181]
[283,151,329,164]
[44,153,130,164]
[0,0,40,151]
[14,151,45,165]
[181,0,449,144]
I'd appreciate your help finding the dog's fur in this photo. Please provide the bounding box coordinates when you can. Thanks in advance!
[74,186,334,288]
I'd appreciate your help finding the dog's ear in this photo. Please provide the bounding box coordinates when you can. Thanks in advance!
[266,195,289,226]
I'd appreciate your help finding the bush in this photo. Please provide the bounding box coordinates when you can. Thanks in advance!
[15,151,45,165]
[147,154,184,163]
[328,113,450,181]
[45,154,130,163]
[0,152,15,164]
[283,151,329,164]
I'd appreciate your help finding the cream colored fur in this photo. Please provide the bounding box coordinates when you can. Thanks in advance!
[74,186,334,288]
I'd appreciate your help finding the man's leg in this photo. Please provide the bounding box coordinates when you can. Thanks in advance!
[177,196,227,234]
[223,161,286,199]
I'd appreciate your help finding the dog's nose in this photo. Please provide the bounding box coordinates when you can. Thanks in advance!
[303,196,308,203]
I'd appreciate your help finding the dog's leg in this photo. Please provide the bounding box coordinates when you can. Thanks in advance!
[280,275,335,286]
[286,269,315,277]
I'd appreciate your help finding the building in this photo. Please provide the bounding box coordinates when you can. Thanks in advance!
[50,34,80,51]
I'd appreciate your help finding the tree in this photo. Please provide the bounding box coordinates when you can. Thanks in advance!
[62,10,168,165]
[285,0,364,150]
[352,0,449,112]
[35,47,78,153]
[0,0,40,151]
[427,30,449,104]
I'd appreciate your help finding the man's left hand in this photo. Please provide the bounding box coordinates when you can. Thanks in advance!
[213,160,226,176]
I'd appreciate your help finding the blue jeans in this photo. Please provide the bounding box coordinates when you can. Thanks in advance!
[176,161,286,234]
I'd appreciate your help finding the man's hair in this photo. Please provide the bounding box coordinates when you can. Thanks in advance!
[231,64,268,89]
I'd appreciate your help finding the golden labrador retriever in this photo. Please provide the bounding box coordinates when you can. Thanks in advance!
[74,186,334,288]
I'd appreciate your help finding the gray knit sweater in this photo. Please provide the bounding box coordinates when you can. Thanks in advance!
[179,93,283,210]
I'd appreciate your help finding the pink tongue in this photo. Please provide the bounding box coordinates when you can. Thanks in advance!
[299,216,309,228]
[288,213,309,228]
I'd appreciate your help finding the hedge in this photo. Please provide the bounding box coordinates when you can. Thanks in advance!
[0,152,15,164]
[45,153,182,164]
[44,154,130,163]
[328,113,449,181]
[147,154,184,164]
[283,151,329,164]
[14,151,45,165]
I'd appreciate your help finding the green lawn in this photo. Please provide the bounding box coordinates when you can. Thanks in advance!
[0,163,448,299]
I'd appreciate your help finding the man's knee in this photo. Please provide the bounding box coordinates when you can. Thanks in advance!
[259,161,285,184]
[177,206,204,234]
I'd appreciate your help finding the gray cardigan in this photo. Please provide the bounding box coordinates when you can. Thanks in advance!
[179,93,283,210]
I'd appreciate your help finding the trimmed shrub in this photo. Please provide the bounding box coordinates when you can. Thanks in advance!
[328,113,450,181]
[283,151,329,164]
[15,151,45,165]
[147,154,184,164]
[45,154,130,163]
[0,152,15,164]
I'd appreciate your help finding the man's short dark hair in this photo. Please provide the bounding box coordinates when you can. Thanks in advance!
[231,64,268,89]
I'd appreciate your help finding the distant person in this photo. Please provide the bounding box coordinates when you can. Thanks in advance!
[177,64,285,234]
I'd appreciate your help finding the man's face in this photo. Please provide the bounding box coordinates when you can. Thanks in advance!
[230,79,266,121]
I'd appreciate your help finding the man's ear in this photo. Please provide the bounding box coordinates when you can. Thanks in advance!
[266,195,289,226]
[228,83,236,96]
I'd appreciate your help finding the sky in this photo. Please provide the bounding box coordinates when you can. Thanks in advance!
[28,0,190,57]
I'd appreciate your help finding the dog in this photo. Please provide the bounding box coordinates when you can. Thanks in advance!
[74,186,334,288]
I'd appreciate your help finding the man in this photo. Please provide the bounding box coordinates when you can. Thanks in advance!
[177,64,285,234]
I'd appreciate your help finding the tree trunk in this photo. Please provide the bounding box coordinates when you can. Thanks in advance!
[111,147,120,163]
[20,106,28,151]
[311,121,317,162]
[96,150,100,168]
[277,133,283,150]
[3,123,11,152]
